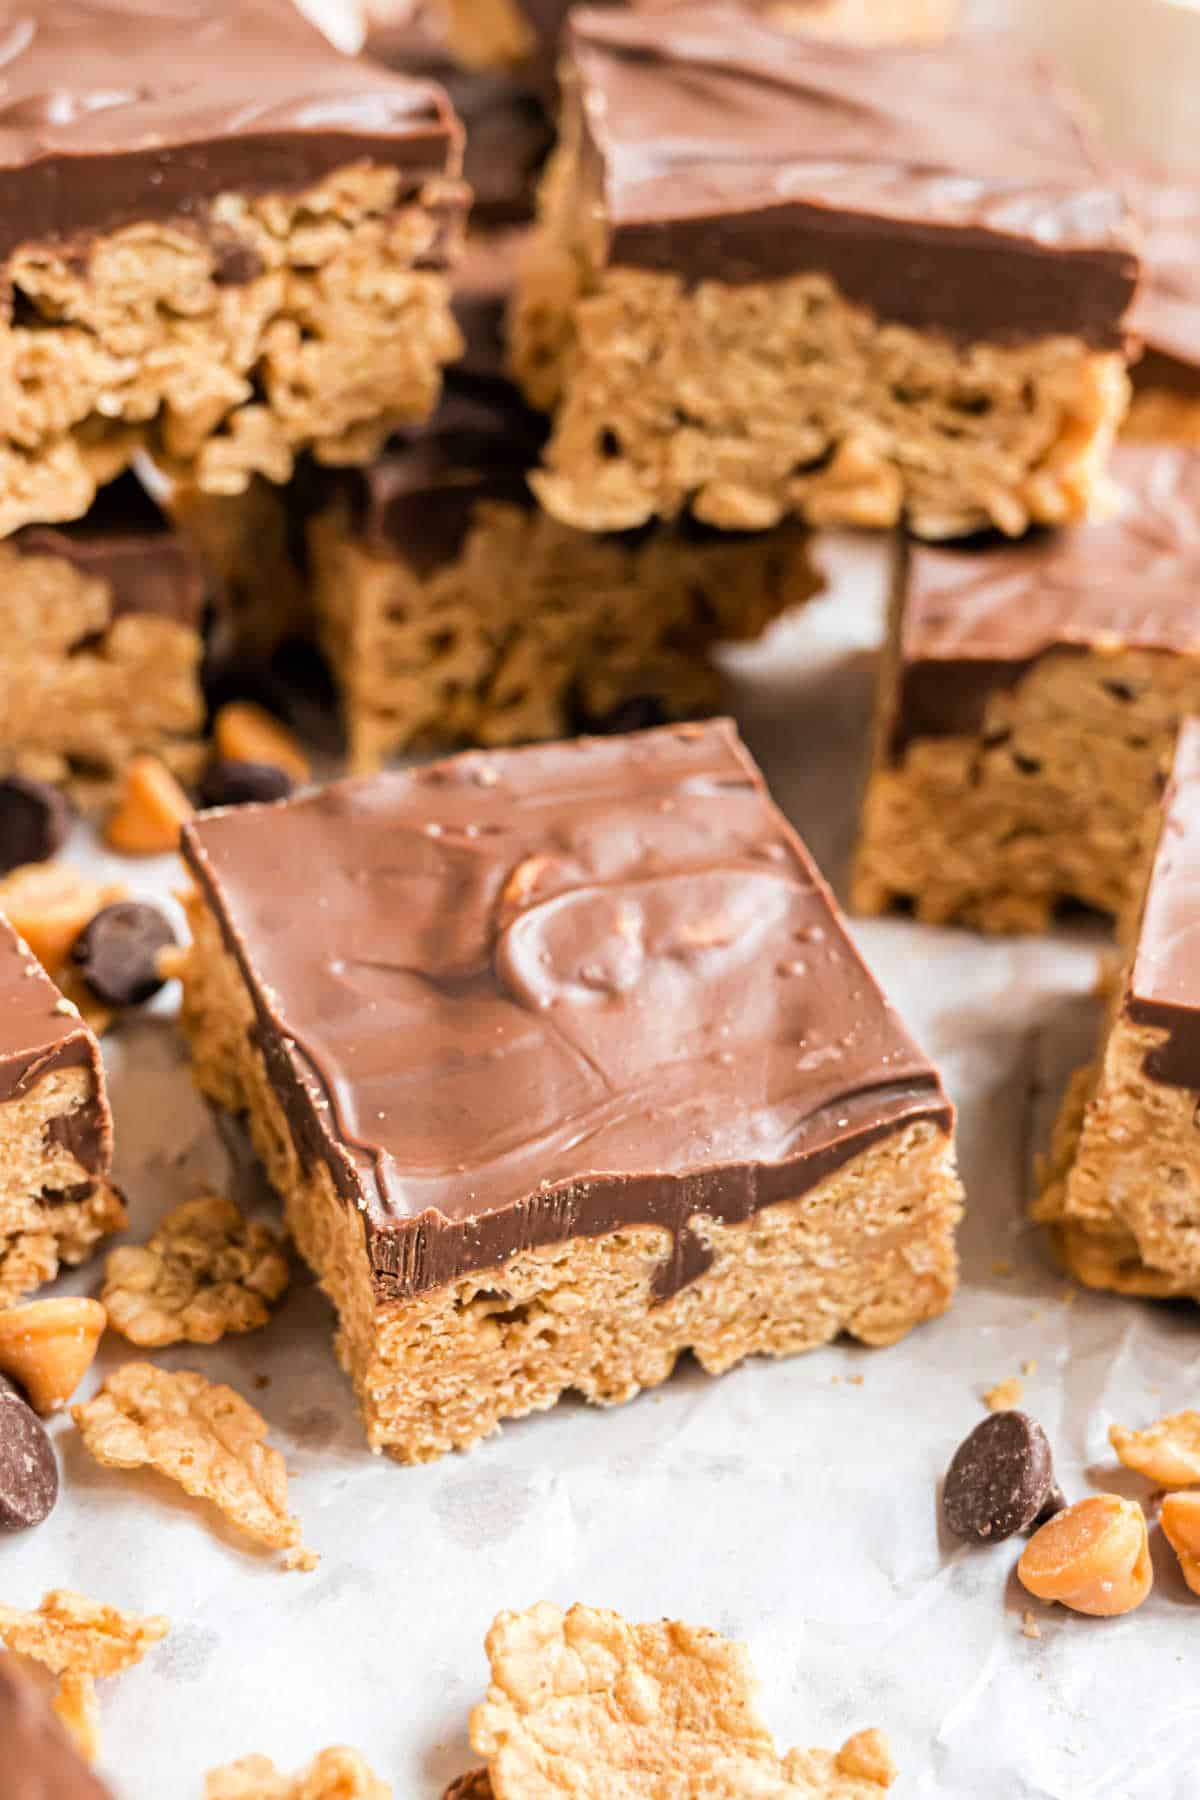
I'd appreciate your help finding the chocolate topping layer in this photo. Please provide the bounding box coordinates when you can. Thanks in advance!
[13,475,206,627]
[1125,163,1200,381]
[891,445,1200,751]
[0,0,463,269]
[564,5,1138,345]
[0,1656,113,1800]
[183,720,952,1302]
[0,915,111,1176]
[1126,720,1200,1089]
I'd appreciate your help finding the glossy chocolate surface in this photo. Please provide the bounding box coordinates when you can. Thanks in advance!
[0,915,111,1179]
[13,475,206,627]
[0,1656,113,1800]
[1125,163,1200,382]
[1126,720,1200,1088]
[0,1,463,268]
[183,721,951,1301]
[565,4,1137,345]
[890,445,1200,752]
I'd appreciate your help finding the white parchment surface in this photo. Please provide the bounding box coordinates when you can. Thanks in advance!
[5,537,1199,1799]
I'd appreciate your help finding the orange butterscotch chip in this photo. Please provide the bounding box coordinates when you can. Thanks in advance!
[1110,1411,1200,1487]
[1161,1491,1200,1598]
[0,863,126,974]
[104,756,193,855]
[213,703,310,785]
[1018,1495,1152,1617]
[0,1297,108,1414]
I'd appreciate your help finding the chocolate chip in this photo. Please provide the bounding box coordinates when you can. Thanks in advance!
[943,1411,1059,1543]
[0,1374,58,1530]
[1032,1482,1068,1529]
[197,758,293,810]
[70,902,177,1007]
[0,775,70,876]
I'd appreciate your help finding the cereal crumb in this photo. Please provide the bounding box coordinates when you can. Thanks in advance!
[468,1602,897,1794]
[1021,1611,1042,1641]
[102,1194,289,1348]
[848,1374,865,1388]
[73,1363,306,1556]
[0,1589,169,1678]
[1110,1411,1200,1487]
[1022,1360,1038,1378]
[52,1669,100,1762]
[204,1747,389,1798]
[984,1378,1024,1413]
[284,1546,321,1574]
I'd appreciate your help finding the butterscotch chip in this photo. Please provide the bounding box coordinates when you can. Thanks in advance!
[102,1195,289,1349]
[53,1668,100,1763]
[203,1747,390,1799]
[72,1363,305,1555]
[1018,1495,1153,1617]
[104,755,193,855]
[0,862,126,974]
[1160,1491,1200,1597]
[0,1589,168,1679]
[0,1297,108,1413]
[469,1602,897,1796]
[1110,1411,1200,1486]
[213,703,310,786]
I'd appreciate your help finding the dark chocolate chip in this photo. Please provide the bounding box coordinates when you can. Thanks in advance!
[1031,1482,1068,1530]
[197,758,294,810]
[0,775,70,875]
[70,901,177,1007]
[0,1374,58,1530]
[943,1411,1058,1544]
[572,693,669,737]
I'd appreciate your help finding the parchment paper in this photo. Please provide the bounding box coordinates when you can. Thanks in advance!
[6,535,1199,1799]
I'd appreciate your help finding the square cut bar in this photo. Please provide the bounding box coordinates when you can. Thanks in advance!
[0,475,206,808]
[441,0,959,73]
[0,914,123,1308]
[177,720,962,1462]
[852,444,1200,934]
[1122,164,1200,444]
[511,5,1139,540]
[0,0,468,537]
[305,378,821,768]
[1035,720,1200,1300]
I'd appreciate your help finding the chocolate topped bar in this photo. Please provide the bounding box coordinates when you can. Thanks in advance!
[564,5,1137,345]
[0,0,464,266]
[183,720,951,1300]
[891,445,1200,749]
[12,476,206,628]
[0,913,111,1173]
[1125,163,1200,388]
[1125,719,1200,1087]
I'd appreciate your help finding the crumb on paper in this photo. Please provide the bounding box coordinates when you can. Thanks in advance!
[284,1546,321,1574]
[52,1669,100,1762]
[0,1589,169,1678]
[1022,1360,1038,1378]
[101,1194,289,1348]
[984,1378,1024,1413]
[848,1374,865,1387]
[468,1602,897,1796]
[73,1363,309,1558]
[1110,1411,1200,1487]
[204,1746,390,1798]
[1021,1612,1042,1641]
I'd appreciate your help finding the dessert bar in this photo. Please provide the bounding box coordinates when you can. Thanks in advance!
[852,445,1200,932]
[512,6,1138,539]
[0,915,124,1309]
[305,381,819,767]
[0,477,206,808]
[178,720,962,1461]
[0,0,468,537]
[1123,163,1200,443]
[1036,719,1200,1300]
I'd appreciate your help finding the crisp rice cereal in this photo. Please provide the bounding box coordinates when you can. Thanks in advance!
[1110,1411,1200,1486]
[0,1589,167,1766]
[102,1194,290,1348]
[52,1668,101,1762]
[468,1602,897,1797]
[204,1747,391,1798]
[72,1363,306,1554]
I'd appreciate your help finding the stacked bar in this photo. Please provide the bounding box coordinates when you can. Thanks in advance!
[852,445,1200,933]
[512,6,1138,540]
[177,721,963,1461]
[1035,720,1200,1299]
[0,915,123,1308]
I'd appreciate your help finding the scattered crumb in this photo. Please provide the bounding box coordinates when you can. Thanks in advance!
[848,1374,865,1387]
[0,1589,168,1765]
[101,1194,290,1348]
[1021,1612,1042,1641]
[984,1378,1024,1413]
[1022,1360,1038,1378]
[284,1547,320,1574]
[204,1747,388,1798]
[53,1669,100,1762]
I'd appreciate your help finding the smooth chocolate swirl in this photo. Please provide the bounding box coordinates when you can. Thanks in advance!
[184,721,952,1302]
